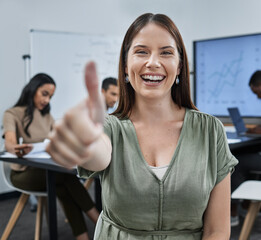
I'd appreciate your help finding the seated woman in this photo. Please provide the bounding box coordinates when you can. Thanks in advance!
[2,73,99,240]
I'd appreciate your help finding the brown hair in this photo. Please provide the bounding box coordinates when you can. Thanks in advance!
[113,13,197,118]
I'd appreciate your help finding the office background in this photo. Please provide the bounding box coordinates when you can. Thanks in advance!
[0,0,261,193]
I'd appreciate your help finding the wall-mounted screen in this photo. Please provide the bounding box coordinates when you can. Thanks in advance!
[193,33,261,118]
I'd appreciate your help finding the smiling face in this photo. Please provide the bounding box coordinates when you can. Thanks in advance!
[125,23,180,102]
[33,83,56,110]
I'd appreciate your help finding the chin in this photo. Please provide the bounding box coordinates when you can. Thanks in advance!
[36,106,44,111]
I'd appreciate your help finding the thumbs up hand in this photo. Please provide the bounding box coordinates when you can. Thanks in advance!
[84,62,105,124]
[46,62,111,170]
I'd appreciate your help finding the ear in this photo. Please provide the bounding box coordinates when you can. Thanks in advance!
[101,89,106,95]
[177,63,181,76]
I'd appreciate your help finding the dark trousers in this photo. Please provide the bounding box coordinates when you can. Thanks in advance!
[95,177,102,212]
[11,167,95,237]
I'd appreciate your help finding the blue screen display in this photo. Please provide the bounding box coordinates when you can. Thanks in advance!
[194,33,261,117]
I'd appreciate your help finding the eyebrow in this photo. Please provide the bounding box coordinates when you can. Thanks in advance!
[132,45,175,50]
[132,45,147,49]
[160,46,175,50]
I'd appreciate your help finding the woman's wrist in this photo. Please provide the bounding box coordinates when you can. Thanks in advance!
[79,133,111,171]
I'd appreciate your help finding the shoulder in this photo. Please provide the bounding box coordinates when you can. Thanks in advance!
[185,109,225,138]
[104,114,130,137]
[4,106,26,119]
[187,109,223,128]
[5,106,26,114]
[105,114,129,126]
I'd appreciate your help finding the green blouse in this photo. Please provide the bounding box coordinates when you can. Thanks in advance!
[78,109,238,240]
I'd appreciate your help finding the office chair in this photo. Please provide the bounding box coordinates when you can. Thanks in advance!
[1,162,47,240]
[232,180,261,240]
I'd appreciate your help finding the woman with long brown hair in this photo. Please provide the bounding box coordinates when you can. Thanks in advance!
[47,13,238,240]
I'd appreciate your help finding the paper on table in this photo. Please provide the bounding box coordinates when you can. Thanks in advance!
[227,138,241,144]
[0,151,51,158]
[224,126,236,132]
[0,139,51,158]
[27,139,50,154]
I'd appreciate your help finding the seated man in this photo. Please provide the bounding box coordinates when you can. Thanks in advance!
[231,70,261,226]
[247,70,261,133]
[101,77,119,113]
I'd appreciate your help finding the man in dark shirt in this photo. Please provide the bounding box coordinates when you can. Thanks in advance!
[248,70,261,133]
[231,70,261,226]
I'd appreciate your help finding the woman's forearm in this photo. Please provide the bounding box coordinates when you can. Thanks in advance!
[4,131,18,154]
[5,141,17,155]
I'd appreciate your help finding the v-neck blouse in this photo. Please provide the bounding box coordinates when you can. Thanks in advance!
[78,109,238,240]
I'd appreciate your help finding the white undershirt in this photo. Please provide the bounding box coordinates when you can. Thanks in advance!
[150,165,169,180]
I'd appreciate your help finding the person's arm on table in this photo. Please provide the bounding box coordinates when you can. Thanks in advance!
[202,174,231,240]
[247,125,261,134]
[4,131,33,157]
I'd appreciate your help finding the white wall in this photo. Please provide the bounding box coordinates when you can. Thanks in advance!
[0,0,261,193]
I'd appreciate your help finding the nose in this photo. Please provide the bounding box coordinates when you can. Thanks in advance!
[113,96,118,103]
[146,53,161,68]
[44,96,51,104]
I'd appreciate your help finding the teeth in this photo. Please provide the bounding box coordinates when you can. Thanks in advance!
[142,75,164,81]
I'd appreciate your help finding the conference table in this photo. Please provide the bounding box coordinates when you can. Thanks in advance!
[226,131,261,152]
[0,155,76,240]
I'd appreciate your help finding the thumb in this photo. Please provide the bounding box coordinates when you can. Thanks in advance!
[84,61,106,124]
[84,61,100,102]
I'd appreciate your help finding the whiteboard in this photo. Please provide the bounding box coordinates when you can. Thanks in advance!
[30,30,122,119]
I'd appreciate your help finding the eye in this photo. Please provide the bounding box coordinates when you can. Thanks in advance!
[135,50,148,55]
[161,51,173,55]
[42,91,49,97]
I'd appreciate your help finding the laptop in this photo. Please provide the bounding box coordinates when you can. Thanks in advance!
[227,107,261,138]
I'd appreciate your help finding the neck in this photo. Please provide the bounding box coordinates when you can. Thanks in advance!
[130,95,183,124]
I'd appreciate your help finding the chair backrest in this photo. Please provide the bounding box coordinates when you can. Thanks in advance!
[232,180,261,201]
[1,161,47,197]
[2,161,15,190]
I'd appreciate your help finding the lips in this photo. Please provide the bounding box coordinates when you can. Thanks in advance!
[141,74,165,83]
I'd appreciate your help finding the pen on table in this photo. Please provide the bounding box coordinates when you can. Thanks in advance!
[19,137,23,155]
[19,137,23,145]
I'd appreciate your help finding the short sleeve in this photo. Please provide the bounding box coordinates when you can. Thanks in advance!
[77,115,113,179]
[2,110,17,137]
[215,119,238,185]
